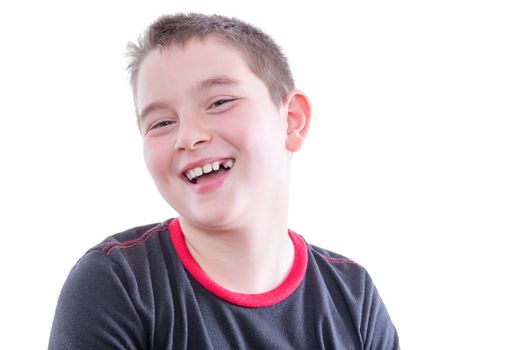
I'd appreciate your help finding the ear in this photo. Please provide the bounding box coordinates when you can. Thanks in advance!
[284,90,312,152]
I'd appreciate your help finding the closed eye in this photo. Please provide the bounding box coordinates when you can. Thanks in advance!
[150,120,176,130]
[208,98,235,110]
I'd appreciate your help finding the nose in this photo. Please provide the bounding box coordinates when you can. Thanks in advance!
[174,119,211,151]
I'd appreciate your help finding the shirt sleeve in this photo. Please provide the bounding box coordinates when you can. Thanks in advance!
[48,250,147,350]
[361,272,400,350]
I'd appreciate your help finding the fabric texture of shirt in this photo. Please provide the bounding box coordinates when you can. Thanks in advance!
[49,218,399,349]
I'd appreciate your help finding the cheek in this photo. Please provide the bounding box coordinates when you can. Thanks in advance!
[226,104,286,145]
[143,138,172,181]
[227,110,287,170]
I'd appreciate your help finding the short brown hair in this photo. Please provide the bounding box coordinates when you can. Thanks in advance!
[127,13,295,109]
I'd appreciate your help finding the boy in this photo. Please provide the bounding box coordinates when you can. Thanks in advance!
[49,13,399,349]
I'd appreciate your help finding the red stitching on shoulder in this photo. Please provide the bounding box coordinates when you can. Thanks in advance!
[102,224,167,255]
[321,254,356,265]
[102,226,159,252]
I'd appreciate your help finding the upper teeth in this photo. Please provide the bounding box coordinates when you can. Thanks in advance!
[185,159,234,181]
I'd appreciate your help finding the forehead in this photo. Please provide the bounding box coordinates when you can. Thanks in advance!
[136,37,263,109]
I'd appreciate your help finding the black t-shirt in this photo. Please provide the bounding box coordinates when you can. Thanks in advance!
[49,218,399,349]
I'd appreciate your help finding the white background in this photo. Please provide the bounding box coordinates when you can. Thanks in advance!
[1,0,524,348]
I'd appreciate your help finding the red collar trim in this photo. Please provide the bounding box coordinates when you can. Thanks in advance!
[168,218,308,308]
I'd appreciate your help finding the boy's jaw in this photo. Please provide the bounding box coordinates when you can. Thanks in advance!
[180,157,236,194]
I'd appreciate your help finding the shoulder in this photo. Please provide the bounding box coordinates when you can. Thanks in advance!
[304,242,377,306]
[305,242,378,309]
[63,220,172,288]
[49,220,174,349]
[95,221,170,253]
[307,242,369,282]
[87,220,172,267]
[304,241,400,349]
[308,243,359,265]
[61,220,175,295]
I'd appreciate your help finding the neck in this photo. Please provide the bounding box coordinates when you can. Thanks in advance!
[179,212,294,294]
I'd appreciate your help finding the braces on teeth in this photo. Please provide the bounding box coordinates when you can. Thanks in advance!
[185,159,234,182]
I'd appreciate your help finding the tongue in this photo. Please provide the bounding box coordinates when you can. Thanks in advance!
[195,168,227,184]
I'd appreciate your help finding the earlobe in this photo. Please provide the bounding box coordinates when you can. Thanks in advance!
[285,90,312,152]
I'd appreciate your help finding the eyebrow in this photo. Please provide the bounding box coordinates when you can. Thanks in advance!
[139,76,241,121]
[139,101,172,121]
[189,75,241,95]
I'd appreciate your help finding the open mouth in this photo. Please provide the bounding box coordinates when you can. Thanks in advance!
[183,159,235,185]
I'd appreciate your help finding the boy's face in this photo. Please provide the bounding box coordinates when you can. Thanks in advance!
[136,37,293,228]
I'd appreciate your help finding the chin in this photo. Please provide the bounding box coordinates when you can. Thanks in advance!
[164,187,248,231]
[179,204,244,231]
